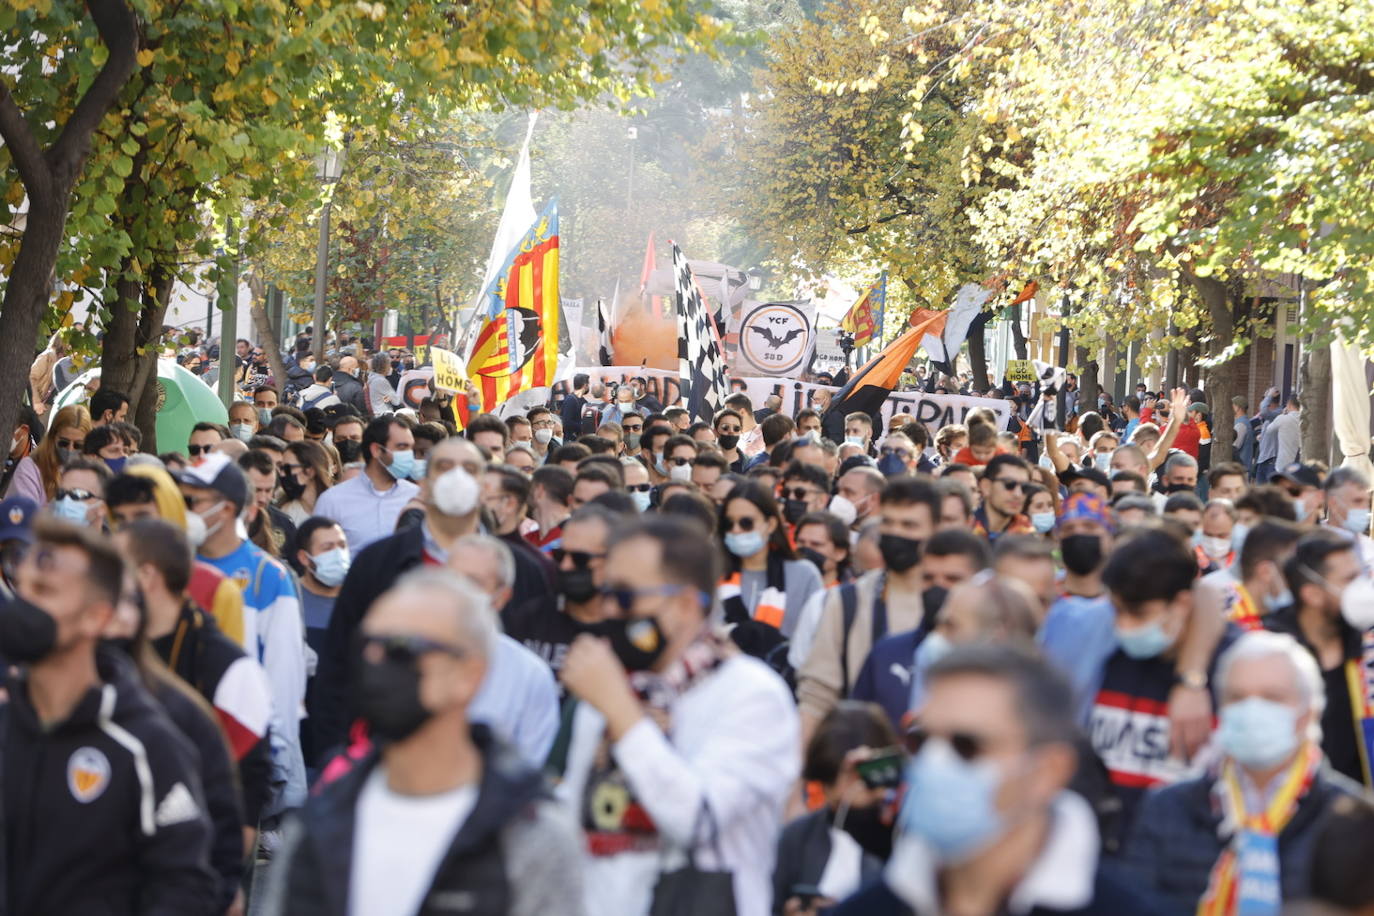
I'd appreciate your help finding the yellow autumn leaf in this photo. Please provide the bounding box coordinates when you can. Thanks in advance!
[137,49,155,67]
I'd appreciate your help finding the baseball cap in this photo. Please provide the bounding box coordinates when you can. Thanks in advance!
[1273,462,1323,490]
[0,497,37,544]
[1187,402,1210,417]
[170,452,249,510]
[1058,491,1113,532]
[1057,465,1111,491]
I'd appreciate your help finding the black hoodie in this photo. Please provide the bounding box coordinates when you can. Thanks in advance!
[0,647,218,915]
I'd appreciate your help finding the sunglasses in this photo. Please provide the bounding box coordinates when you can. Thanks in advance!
[879,447,911,459]
[187,444,214,457]
[623,424,643,433]
[994,478,1027,492]
[550,547,605,569]
[724,516,758,532]
[600,583,690,614]
[55,488,98,502]
[626,483,652,493]
[783,487,816,501]
[361,633,466,665]
[280,463,302,475]
[668,456,691,467]
[904,726,988,762]
[56,437,84,451]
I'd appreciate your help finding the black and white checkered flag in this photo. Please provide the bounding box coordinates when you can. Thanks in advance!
[673,242,728,421]
[597,282,616,367]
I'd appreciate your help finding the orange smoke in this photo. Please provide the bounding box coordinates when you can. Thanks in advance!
[611,307,678,370]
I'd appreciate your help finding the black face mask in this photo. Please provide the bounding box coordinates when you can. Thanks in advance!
[921,585,949,630]
[355,655,430,743]
[1061,534,1104,575]
[595,615,667,672]
[279,474,306,502]
[0,595,57,664]
[1164,483,1195,494]
[335,440,363,464]
[797,546,827,573]
[783,499,808,525]
[717,434,740,452]
[879,533,923,574]
[558,567,598,605]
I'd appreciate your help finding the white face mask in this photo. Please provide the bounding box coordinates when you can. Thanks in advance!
[193,501,227,546]
[431,467,479,517]
[829,494,857,526]
[669,463,693,483]
[534,428,554,445]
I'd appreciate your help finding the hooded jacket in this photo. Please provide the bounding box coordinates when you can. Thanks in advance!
[261,724,583,916]
[0,647,218,915]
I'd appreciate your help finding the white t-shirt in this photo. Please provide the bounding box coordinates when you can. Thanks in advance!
[349,767,478,916]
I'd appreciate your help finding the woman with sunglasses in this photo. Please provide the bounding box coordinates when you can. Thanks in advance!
[718,482,824,669]
[33,404,92,502]
[278,439,335,525]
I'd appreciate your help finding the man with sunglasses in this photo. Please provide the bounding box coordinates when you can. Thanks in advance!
[834,645,1136,915]
[973,453,1035,541]
[49,455,111,529]
[185,422,227,464]
[558,515,799,916]
[264,568,584,916]
[779,460,832,526]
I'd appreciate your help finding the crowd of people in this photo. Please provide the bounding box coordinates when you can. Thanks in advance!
[1,328,1373,916]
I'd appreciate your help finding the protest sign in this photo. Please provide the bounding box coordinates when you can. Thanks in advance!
[549,366,683,413]
[735,301,816,377]
[1005,359,1036,382]
[430,346,466,393]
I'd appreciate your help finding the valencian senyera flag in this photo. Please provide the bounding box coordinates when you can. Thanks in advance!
[465,201,561,413]
[840,273,886,348]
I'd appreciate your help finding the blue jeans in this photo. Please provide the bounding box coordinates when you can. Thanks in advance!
[1256,457,1276,484]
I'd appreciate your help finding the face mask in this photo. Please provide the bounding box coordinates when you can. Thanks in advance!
[1060,534,1103,575]
[899,739,1005,863]
[104,456,127,475]
[257,407,273,426]
[652,453,667,475]
[52,496,89,525]
[1218,697,1299,770]
[1165,482,1195,494]
[385,448,415,481]
[0,595,58,663]
[797,546,826,572]
[877,453,907,477]
[432,467,479,517]
[184,509,208,548]
[828,494,857,527]
[669,463,692,483]
[724,530,767,558]
[1115,617,1175,659]
[301,361,315,374]
[596,615,667,671]
[1030,511,1056,534]
[1200,535,1232,561]
[280,474,306,501]
[1292,498,1309,522]
[844,436,866,448]
[195,501,228,545]
[717,434,740,451]
[914,630,952,675]
[55,447,72,466]
[231,423,254,443]
[630,489,651,512]
[535,428,554,445]
[1190,528,1204,548]
[1342,508,1371,535]
[557,567,598,604]
[1341,574,1374,630]
[879,533,923,573]
[410,458,427,481]
[783,499,808,525]
[1231,522,1251,554]
[355,654,431,743]
[310,547,351,587]
[1264,587,1293,612]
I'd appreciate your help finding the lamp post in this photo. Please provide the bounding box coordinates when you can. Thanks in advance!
[312,147,345,364]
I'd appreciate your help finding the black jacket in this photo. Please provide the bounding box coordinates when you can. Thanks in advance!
[332,371,368,417]
[0,648,218,915]
[773,808,882,915]
[559,392,586,439]
[265,725,546,916]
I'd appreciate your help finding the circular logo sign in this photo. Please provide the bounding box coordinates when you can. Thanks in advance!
[740,302,811,375]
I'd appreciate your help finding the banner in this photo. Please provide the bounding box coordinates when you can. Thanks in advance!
[739,376,1010,438]
[1005,359,1036,382]
[735,300,816,377]
[549,366,683,414]
[431,347,466,393]
[398,367,435,409]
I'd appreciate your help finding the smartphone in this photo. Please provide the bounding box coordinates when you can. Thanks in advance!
[790,884,823,909]
[855,746,904,789]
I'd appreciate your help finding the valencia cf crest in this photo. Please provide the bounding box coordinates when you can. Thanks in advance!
[68,746,110,803]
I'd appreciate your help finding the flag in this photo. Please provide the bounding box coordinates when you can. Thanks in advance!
[455,113,538,362]
[673,242,728,421]
[841,274,885,348]
[597,281,617,367]
[925,283,994,376]
[465,201,560,413]
[640,231,664,318]
[821,313,939,441]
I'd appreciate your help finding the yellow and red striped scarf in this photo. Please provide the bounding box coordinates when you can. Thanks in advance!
[1197,743,1321,916]
[1343,628,1374,788]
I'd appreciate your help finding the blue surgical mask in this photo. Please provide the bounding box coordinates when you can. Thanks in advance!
[630,489,651,512]
[899,739,1005,863]
[310,546,351,588]
[653,453,666,475]
[1293,498,1309,522]
[52,496,89,525]
[410,458,427,481]
[1115,617,1175,659]
[257,407,273,426]
[914,630,952,675]
[1218,697,1299,770]
[231,423,254,443]
[104,456,127,475]
[1190,528,1204,548]
[1343,508,1371,536]
[385,448,415,481]
[877,453,907,477]
[1231,522,1251,553]
[1030,511,1056,534]
[1264,587,1293,612]
[844,436,866,448]
[724,531,766,558]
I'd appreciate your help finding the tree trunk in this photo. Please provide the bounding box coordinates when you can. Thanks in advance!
[0,195,65,440]
[1010,302,1028,360]
[246,273,288,393]
[1188,274,1237,463]
[967,325,989,393]
[102,263,173,451]
[1299,340,1332,465]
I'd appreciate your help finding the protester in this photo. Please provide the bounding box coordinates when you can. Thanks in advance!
[314,414,420,555]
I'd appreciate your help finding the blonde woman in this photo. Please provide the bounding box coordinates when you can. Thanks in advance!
[33,404,92,501]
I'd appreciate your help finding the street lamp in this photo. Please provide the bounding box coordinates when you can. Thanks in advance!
[312,147,345,364]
